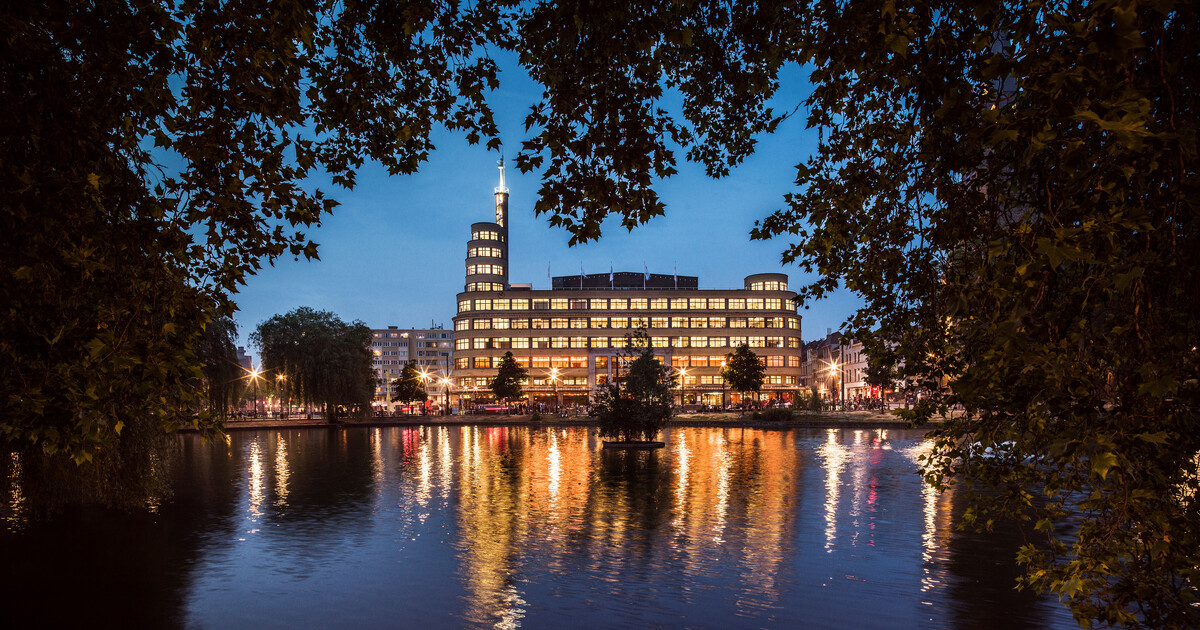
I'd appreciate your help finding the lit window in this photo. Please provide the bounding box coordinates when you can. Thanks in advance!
[473,319,491,330]
[630,316,648,328]
[512,338,530,349]
[689,317,707,328]
[551,337,569,348]
[651,317,668,328]
[570,337,588,348]
[473,338,488,349]
[670,298,688,309]
[707,298,725,309]
[689,298,705,310]
[690,336,708,347]
[591,337,609,348]
[767,356,784,367]
[749,337,766,347]
[589,299,608,309]
[590,317,609,328]
[570,318,588,329]
[728,298,746,309]
[651,337,669,348]
[747,298,764,310]
[570,299,587,309]
[511,299,529,310]
[551,318,569,329]
[611,317,629,328]
[475,299,492,311]
[456,339,469,350]
[629,298,648,309]
[532,318,550,329]
[493,318,510,330]
[749,317,766,328]
[532,337,550,348]
[709,337,728,348]
[510,318,529,329]
[610,298,628,310]
[494,299,510,310]
[765,298,782,309]
[551,299,568,310]
[650,298,668,310]
[458,300,471,313]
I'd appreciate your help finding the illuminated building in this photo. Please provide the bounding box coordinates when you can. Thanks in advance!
[450,160,803,408]
[371,325,453,410]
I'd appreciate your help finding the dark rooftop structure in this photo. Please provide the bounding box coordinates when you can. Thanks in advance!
[551,272,699,290]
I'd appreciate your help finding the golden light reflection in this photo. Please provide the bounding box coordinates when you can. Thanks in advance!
[274,433,290,508]
[5,452,26,530]
[248,438,264,520]
[902,440,957,596]
[819,429,849,551]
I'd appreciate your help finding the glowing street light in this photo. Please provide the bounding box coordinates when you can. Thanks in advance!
[549,367,560,413]
[677,367,689,409]
[440,377,452,416]
[249,367,262,418]
[276,373,287,418]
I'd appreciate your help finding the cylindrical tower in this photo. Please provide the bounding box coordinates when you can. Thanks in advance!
[464,158,510,292]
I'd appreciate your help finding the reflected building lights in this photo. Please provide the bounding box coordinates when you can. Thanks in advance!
[247,438,264,520]
[5,452,26,530]
[274,434,290,508]
[819,429,848,551]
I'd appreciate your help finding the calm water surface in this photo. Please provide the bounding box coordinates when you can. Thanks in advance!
[2,426,1077,629]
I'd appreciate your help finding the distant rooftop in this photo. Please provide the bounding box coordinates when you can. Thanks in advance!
[551,272,699,290]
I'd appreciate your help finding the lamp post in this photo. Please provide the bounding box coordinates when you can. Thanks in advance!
[250,367,261,418]
[720,360,727,410]
[678,367,689,409]
[825,359,845,409]
[440,377,451,415]
[549,367,559,413]
[276,373,287,418]
[418,369,430,415]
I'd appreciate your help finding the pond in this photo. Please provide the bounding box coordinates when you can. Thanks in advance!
[1,425,1077,629]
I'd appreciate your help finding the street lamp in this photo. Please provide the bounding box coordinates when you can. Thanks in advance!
[549,367,560,413]
[720,360,727,410]
[418,369,430,415]
[276,373,287,418]
[249,367,261,418]
[440,377,451,416]
[826,359,845,409]
[677,367,689,409]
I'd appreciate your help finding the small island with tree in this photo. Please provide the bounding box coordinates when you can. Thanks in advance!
[591,329,675,448]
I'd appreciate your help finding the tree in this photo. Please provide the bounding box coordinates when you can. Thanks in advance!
[506,4,1200,626]
[391,360,428,407]
[2,1,506,508]
[721,344,766,410]
[251,308,374,423]
[594,329,674,443]
[195,317,241,419]
[490,351,527,403]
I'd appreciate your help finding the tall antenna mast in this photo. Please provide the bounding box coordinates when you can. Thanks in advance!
[495,156,509,194]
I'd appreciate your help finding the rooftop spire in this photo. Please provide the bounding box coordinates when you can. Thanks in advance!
[495,156,509,194]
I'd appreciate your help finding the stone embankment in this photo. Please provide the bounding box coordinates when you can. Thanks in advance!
[206,409,948,432]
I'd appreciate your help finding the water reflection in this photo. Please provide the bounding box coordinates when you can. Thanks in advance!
[0,426,1076,629]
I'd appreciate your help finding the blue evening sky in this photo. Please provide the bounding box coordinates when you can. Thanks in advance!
[233,54,863,354]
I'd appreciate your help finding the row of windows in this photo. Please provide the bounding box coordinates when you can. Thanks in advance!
[466,282,505,292]
[456,335,801,350]
[749,280,787,291]
[372,341,409,347]
[458,354,800,370]
[466,263,505,276]
[471,230,504,242]
[467,246,503,258]
[456,315,799,331]
[458,296,794,313]
[455,374,797,387]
